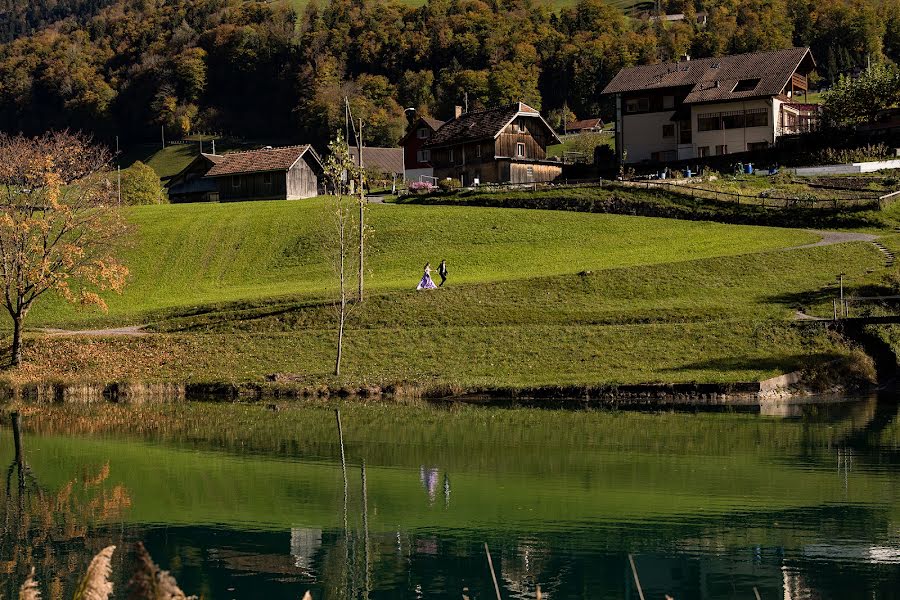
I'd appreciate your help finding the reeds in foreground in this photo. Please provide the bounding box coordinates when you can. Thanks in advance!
[19,567,41,600]
[128,542,196,600]
[18,542,316,600]
[73,545,115,600]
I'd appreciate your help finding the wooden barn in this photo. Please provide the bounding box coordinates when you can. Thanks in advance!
[425,103,562,185]
[203,145,323,201]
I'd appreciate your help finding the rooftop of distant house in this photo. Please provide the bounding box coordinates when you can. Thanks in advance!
[205,145,320,178]
[601,47,816,104]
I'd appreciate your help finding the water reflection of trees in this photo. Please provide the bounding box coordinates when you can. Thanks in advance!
[0,412,131,599]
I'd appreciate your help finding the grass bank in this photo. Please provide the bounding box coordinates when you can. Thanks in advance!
[399,183,900,230]
[0,198,886,393]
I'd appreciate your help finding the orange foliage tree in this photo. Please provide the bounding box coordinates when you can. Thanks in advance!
[0,131,129,366]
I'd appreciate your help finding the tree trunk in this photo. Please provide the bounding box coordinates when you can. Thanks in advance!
[335,298,345,377]
[11,312,23,367]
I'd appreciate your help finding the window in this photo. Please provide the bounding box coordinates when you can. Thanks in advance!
[715,144,728,155]
[662,124,675,138]
[526,165,534,182]
[748,141,769,152]
[697,146,709,157]
[417,128,429,139]
[650,150,677,162]
[721,111,745,129]
[679,120,692,144]
[449,148,455,163]
[516,142,526,157]
[663,95,675,109]
[263,172,273,187]
[475,144,481,158]
[699,109,767,131]
[417,149,431,162]
[745,108,768,127]
[733,78,761,92]
[698,113,721,131]
[626,97,650,113]
[231,175,240,189]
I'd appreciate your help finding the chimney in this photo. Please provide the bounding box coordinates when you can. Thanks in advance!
[454,105,463,119]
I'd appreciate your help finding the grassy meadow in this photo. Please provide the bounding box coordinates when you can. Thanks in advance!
[2,195,888,390]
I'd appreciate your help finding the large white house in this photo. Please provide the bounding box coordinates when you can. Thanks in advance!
[601,47,818,165]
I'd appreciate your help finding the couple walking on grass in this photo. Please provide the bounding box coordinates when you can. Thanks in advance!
[416,260,448,290]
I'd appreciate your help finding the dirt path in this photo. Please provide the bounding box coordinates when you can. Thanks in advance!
[787,230,878,250]
[38,325,147,337]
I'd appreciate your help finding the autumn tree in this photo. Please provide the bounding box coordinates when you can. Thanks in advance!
[0,132,129,366]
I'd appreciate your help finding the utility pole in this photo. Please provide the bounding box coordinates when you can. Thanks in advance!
[358,117,365,302]
[464,91,468,114]
[117,165,121,205]
[115,135,119,156]
[199,133,203,154]
[211,139,216,155]
[839,273,845,317]
[161,125,165,149]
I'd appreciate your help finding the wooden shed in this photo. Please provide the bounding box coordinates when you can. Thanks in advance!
[204,145,323,201]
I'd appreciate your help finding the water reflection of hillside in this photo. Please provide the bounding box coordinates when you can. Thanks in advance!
[0,398,897,599]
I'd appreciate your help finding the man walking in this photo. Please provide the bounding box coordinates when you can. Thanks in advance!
[438,259,448,287]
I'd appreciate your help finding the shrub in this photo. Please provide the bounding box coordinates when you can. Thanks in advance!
[121,161,166,204]
[437,178,462,191]
[408,181,436,193]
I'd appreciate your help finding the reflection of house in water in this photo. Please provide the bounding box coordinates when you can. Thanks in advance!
[499,540,553,598]
[291,527,323,570]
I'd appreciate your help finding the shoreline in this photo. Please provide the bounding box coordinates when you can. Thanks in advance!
[0,371,865,408]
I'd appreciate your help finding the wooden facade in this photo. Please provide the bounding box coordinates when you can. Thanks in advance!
[429,107,562,185]
[212,153,321,202]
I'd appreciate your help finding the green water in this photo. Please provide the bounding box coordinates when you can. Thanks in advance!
[0,398,898,598]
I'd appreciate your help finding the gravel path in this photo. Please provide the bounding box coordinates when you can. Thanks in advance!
[786,230,878,250]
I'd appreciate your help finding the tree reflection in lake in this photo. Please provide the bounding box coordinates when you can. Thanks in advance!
[0,397,898,599]
[0,412,132,599]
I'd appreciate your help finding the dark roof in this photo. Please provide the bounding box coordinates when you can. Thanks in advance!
[398,116,446,145]
[164,153,224,186]
[567,118,603,130]
[426,102,560,148]
[349,146,404,176]
[205,145,319,177]
[601,47,815,104]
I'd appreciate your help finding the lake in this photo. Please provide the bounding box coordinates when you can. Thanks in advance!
[0,396,898,599]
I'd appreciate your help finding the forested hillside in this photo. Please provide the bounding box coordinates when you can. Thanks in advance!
[1,0,898,147]
[0,0,116,42]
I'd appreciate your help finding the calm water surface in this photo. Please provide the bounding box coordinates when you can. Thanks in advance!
[0,396,898,599]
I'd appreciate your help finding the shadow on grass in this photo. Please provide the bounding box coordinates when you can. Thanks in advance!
[764,282,890,312]
[663,353,843,375]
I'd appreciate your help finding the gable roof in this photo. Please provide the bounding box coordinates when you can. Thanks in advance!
[567,118,604,131]
[205,145,321,178]
[349,146,404,176]
[601,47,815,104]
[425,102,560,148]
[398,116,446,145]
[164,152,224,187]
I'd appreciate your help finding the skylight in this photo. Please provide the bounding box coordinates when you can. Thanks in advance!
[733,78,760,92]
